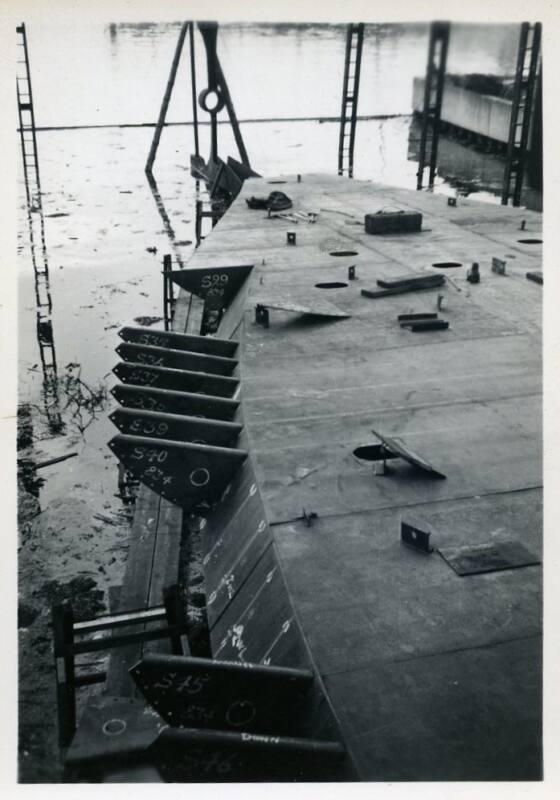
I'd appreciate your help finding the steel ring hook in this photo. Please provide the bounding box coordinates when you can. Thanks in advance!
[198,87,225,114]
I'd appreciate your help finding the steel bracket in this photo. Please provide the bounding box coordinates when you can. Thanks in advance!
[401,520,434,554]
[255,304,270,328]
[492,257,507,276]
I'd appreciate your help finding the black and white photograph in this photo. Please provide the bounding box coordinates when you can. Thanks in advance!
[4,0,559,791]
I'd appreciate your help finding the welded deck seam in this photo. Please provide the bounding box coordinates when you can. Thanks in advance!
[269,484,543,528]
[245,388,542,428]
[241,334,539,387]
[322,632,542,679]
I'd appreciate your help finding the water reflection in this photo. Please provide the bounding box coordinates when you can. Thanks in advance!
[23,198,65,435]
[29,22,542,209]
[146,170,186,268]
[407,116,542,211]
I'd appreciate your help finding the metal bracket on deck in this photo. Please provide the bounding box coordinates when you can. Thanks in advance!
[299,508,318,528]
[491,257,507,276]
[526,271,543,285]
[401,520,434,554]
[371,428,447,480]
[398,312,449,332]
[255,304,270,328]
[466,263,480,284]
[287,231,297,245]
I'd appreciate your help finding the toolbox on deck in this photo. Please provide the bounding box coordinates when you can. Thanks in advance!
[365,210,422,235]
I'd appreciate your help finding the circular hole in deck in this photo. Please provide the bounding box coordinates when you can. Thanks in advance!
[517,239,542,244]
[353,446,383,462]
[267,180,287,184]
[330,250,358,257]
[431,261,462,268]
[315,282,348,289]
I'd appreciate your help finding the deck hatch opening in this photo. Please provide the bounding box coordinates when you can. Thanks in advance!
[315,282,348,289]
[431,262,462,268]
[330,250,358,257]
[517,239,542,244]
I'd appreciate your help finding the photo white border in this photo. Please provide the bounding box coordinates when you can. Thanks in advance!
[1,1,558,798]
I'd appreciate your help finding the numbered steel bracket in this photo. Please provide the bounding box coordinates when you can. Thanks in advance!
[118,326,238,358]
[109,408,242,448]
[130,653,313,735]
[108,435,247,509]
[111,384,239,420]
[151,724,346,782]
[112,362,239,398]
[168,264,253,310]
[116,341,238,376]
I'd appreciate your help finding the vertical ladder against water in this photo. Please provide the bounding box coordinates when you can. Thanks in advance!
[501,22,542,207]
[17,23,42,212]
[416,21,450,190]
[17,23,63,434]
[337,23,364,178]
[17,22,49,304]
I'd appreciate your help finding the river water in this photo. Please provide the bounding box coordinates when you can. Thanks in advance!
[17,19,539,782]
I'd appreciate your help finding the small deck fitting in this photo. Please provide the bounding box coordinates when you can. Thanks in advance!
[526,271,543,285]
[255,304,270,328]
[492,257,507,276]
[401,520,434,554]
[467,263,480,284]
[294,508,318,527]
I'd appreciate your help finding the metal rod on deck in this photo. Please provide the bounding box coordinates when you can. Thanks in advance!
[146,22,189,174]
[52,602,76,747]
[163,254,174,331]
[215,56,250,167]
[198,22,220,162]
[189,21,200,158]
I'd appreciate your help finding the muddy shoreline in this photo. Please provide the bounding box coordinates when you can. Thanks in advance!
[17,121,199,780]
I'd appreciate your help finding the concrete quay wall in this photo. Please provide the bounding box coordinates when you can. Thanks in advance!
[412,76,512,144]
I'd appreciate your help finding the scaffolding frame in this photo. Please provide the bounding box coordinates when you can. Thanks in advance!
[416,21,450,190]
[501,22,542,207]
